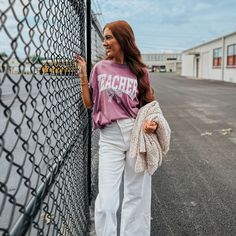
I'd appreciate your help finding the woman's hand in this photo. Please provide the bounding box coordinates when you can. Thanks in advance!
[75,54,87,76]
[143,120,158,133]
[74,54,92,108]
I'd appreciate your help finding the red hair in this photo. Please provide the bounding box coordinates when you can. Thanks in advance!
[103,20,155,107]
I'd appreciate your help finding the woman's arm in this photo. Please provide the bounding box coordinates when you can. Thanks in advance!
[80,73,93,109]
[75,55,93,109]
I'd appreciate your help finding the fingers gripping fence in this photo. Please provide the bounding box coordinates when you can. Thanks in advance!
[0,0,91,235]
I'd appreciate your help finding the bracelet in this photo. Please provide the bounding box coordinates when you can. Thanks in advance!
[80,82,89,86]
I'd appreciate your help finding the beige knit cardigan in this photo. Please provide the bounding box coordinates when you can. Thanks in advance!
[129,101,171,175]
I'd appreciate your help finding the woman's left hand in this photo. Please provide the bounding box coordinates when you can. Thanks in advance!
[143,120,159,133]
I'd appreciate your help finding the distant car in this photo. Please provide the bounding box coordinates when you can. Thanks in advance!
[159,66,166,72]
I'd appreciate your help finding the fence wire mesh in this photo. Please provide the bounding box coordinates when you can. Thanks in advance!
[0,0,91,235]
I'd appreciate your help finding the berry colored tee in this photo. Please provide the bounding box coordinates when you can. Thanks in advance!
[89,59,151,129]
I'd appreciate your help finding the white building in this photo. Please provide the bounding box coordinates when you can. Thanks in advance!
[142,53,182,73]
[182,31,236,83]
[0,56,41,74]
[0,56,20,74]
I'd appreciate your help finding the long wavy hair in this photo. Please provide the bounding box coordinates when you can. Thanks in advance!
[103,20,155,107]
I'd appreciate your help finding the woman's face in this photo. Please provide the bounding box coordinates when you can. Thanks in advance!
[103,27,122,58]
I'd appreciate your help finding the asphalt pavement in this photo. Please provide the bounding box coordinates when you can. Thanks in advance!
[150,73,236,236]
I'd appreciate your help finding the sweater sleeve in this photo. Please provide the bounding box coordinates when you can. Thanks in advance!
[155,113,171,155]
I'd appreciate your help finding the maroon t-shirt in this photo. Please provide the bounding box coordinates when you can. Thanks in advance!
[89,59,151,129]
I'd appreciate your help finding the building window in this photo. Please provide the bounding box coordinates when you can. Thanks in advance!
[213,48,222,67]
[227,44,236,66]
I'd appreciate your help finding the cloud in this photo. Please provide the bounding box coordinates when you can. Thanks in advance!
[98,0,158,23]
[95,0,236,52]
[1,0,235,55]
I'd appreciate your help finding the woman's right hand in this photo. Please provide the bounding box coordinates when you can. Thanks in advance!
[75,54,87,76]
[143,120,158,133]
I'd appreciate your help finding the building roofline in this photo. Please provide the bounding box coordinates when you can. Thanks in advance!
[182,31,236,53]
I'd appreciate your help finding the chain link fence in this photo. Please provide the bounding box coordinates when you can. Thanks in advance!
[0,0,92,235]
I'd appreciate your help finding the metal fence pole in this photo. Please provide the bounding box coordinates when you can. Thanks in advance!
[86,0,92,205]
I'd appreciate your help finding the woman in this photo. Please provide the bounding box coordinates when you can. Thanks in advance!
[76,20,158,236]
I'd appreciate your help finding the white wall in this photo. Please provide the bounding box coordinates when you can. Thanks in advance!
[199,40,222,81]
[142,53,182,72]
[201,51,210,79]
[182,32,236,83]
[181,54,194,77]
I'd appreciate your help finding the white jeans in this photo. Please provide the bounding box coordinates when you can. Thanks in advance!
[95,118,152,236]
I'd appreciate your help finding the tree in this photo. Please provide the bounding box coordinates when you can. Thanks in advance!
[0,52,8,57]
[30,55,44,64]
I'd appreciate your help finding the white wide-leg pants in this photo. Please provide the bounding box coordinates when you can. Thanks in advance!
[95,118,152,236]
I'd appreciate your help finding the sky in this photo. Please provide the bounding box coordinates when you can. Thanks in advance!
[0,0,235,57]
[92,0,236,53]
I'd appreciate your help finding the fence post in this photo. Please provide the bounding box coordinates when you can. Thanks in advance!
[86,0,92,205]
